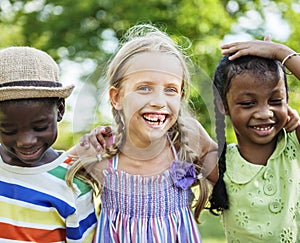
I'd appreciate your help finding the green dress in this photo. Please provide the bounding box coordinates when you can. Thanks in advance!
[223,130,300,243]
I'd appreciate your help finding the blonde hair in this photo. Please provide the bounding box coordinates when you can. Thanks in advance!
[66,24,209,222]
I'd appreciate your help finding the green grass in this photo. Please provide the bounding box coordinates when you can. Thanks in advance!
[199,210,226,243]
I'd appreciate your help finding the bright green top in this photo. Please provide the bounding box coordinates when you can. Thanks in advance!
[223,130,300,243]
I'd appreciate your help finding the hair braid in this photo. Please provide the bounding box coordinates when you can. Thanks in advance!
[175,113,209,222]
[209,95,229,215]
[102,108,125,159]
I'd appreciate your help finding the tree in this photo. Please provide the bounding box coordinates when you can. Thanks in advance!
[1,0,299,148]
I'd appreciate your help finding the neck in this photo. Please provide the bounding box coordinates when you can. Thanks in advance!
[118,136,174,176]
[237,139,277,166]
[121,134,169,161]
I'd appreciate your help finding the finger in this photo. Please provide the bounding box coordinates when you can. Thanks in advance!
[79,135,91,149]
[89,135,103,151]
[264,34,272,42]
[285,116,300,132]
[220,42,241,49]
[285,123,298,132]
[103,126,113,137]
[227,50,248,60]
[96,134,107,149]
[96,126,112,137]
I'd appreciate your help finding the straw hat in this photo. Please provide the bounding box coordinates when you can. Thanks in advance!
[0,46,74,102]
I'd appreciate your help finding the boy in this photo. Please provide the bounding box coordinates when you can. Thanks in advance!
[0,46,97,242]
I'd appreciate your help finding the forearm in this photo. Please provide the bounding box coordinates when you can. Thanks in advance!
[278,44,300,80]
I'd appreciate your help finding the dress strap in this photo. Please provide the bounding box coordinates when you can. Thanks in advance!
[111,155,118,169]
[107,135,117,169]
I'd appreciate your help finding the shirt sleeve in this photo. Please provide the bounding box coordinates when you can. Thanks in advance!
[65,177,98,243]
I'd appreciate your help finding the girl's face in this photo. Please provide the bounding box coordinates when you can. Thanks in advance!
[0,99,64,167]
[110,52,183,147]
[225,71,288,149]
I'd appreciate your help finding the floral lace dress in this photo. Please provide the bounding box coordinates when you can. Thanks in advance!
[93,146,202,243]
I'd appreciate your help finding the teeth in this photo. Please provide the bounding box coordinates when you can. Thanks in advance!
[20,148,40,155]
[253,126,272,131]
[147,120,164,125]
[143,114,166,125]
[22,151,35,155]
[21,152,35,155]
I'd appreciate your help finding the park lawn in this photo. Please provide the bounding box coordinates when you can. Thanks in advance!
[199,210,226,243]
[192,186,226,243]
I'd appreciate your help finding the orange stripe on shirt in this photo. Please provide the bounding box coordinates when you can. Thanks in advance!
[0,222,66,242]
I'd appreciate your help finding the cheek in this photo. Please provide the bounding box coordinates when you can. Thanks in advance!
[121,92,149,116]
[280,106,289,121]
[44,122,59,143]
[0,136,12,147]
[169,96,182,114]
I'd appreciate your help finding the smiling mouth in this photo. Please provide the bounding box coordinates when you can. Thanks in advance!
[17,147,43,160]
[143,113,167,126]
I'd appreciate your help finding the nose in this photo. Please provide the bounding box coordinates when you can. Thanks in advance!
[253,105,274,120]
[149,89,166,108]
[16,132,37,147]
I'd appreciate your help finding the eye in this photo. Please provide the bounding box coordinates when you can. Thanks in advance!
[137,85,151,92]
[165,87,178,94]
[166,87,177,93]
[239,101,255,107]
[1,129,17,135]
[34,125,49,132]
[269,98,284,105]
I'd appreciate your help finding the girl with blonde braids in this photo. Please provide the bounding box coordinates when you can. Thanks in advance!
[67,24,218,242]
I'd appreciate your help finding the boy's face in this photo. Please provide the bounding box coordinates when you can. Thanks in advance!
[225,71,288,149]
[0,99,64,167]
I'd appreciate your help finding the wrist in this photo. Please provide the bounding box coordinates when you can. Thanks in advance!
[277,44,295,62]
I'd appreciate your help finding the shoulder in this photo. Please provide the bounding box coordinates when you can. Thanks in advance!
[49,154,93,195]
[284,130,300,159]
[183,117,215,148]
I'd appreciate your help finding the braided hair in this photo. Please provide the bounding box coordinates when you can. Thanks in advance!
[66,24,209,220]
[209,54,288,215]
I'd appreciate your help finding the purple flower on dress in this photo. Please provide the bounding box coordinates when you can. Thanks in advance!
[170,160,197,190]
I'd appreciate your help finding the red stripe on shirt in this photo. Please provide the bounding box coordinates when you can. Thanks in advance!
[0,222,66,242]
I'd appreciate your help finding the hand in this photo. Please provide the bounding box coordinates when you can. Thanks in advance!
[79,126,113,152]
[221,39,279,61]
[285,106,300,132]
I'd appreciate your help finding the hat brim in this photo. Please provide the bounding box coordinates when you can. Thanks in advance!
[0,85,75,101]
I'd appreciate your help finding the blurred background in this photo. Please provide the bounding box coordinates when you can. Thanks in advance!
[2,1,300,241]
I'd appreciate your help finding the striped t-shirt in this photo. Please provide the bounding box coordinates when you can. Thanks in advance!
[0,151,97,243]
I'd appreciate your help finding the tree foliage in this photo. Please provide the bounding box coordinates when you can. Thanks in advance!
[1,0,299,149]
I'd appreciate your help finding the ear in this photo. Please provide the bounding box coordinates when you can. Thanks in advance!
[56,99,65,122]
[109,86,122,110]
[216,98,229,115]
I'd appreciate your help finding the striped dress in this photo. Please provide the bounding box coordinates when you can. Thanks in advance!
[0,151,97,243]
[93,153,202,243]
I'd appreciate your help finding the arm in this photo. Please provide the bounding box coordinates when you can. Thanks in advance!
[67,126,113,158]
[221,39,300,80]
[183,117,218,184]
